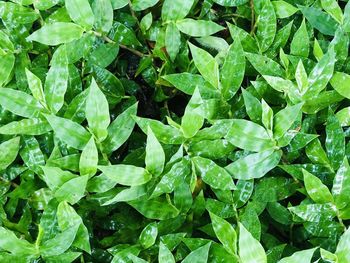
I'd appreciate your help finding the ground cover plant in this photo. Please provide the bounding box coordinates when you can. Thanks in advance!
[1,0,350,262]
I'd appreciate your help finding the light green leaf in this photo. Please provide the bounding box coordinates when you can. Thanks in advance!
[86,78,110,141]
[139,222,158,249]
[330,72,350,99]
[159,242,175,263]
[336,227,350,262]
[25,68,46,106]
[220,39,245,100]
[65,0,94,29]
[303,169,333,204]
[295,60,308,94]
[98,165,152,186]
[210,212,237,255]
[332,157,350,209]
[162,0,194,21]
[182,242,211,263]
[239,223,266,263]
[226,150,282,179]
[189,43,220,89]
[257,0,276,52]
[102,103,137,154]
[55,175,88,204]
[128,198,179,220]
[92,0,113,33]
[44,45,69,114]
[262,99,273,132]
[321,0,343,24]
[245,53,284,77]
[177,19,224,37]
[27,22,85,46]
[278,248,317,263]
[290,19,309,57]
[0,88,44,118]
[0,137,20,171]
[272,1,298,18]
[226,119,275,152]
[45,114,90,150]
[0,227,37,256]
[165,22,181,61]
[273,103,303,139]
[79,136,98,177]
[336,107,350,126]
[0,118,51,135]
[146,127,165,176]
[192,156,235,190]
[131,0,159,11]
[0,51,15,86]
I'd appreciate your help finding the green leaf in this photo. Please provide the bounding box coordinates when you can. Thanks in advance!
[262,99,273,132]
[79,136,98,177]
[162,0,194,21]
[226,119,275,152]
[0,51,15,86]
[330,72,350,99]
[0,137,20,171]
[299,5,337,36]
[226,150,282,179]
[245,53,284,77]
[131,0,159,11]
[165,22,181,61]
[321,0,343,24]
[176,19,224,37]
[326,110,345,170]
[192,156,235,190]
[27,22,85,46]
[0,227,37,255]
[239,223,266,263]
[290,19,309,57]
[303,169,333,204]
[101,103,137,153]
[332,157,350,209]
[146,127,165,176]
[278,248,317,263]
[336,227,350,262]
[139,222,158,249]
[242,89,262,123]
[45,114,90,150]
[336,107,350,126]
[220,39,245,100]
[273,103,303,139]
[128,198,179,220]
[182,242,211,263]
[54,175,88,204]
[44,45,69,114]
[189,43,220,89]
[98,165,152,186]
[25,68,46,106]
[0,118,52,135]
[272,1,298,18]
[159,242,175,263]
[86,78,110,141]
[92,0,113,33]
[210,212,237,255]
[65,0,94,29]
[257,0,276,52]
[303,48,335,99]
[0,88,44,118]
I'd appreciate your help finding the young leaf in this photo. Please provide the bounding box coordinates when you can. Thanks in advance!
[146,127,165,176]
[0,137,20,171]
[189,43,220,89]
[98,165,152,186]
[239,223,266,263]
[176,19,224,37]
[257,0,276,52]
[27,22,85,46]
[210,212,237,255]
[303,169,333,204]
[86,78,110,141]
[290,19,309,57]
[45,114,90,150]
[65,0,94,29]
[45,45,69,114]
[79,136,98,177]
[220,39,245,100]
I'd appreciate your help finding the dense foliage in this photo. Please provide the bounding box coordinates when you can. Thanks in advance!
[1,0,350,262]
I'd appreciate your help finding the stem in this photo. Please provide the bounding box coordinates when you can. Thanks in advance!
[250,0,256,34]
[91,31,145,57]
